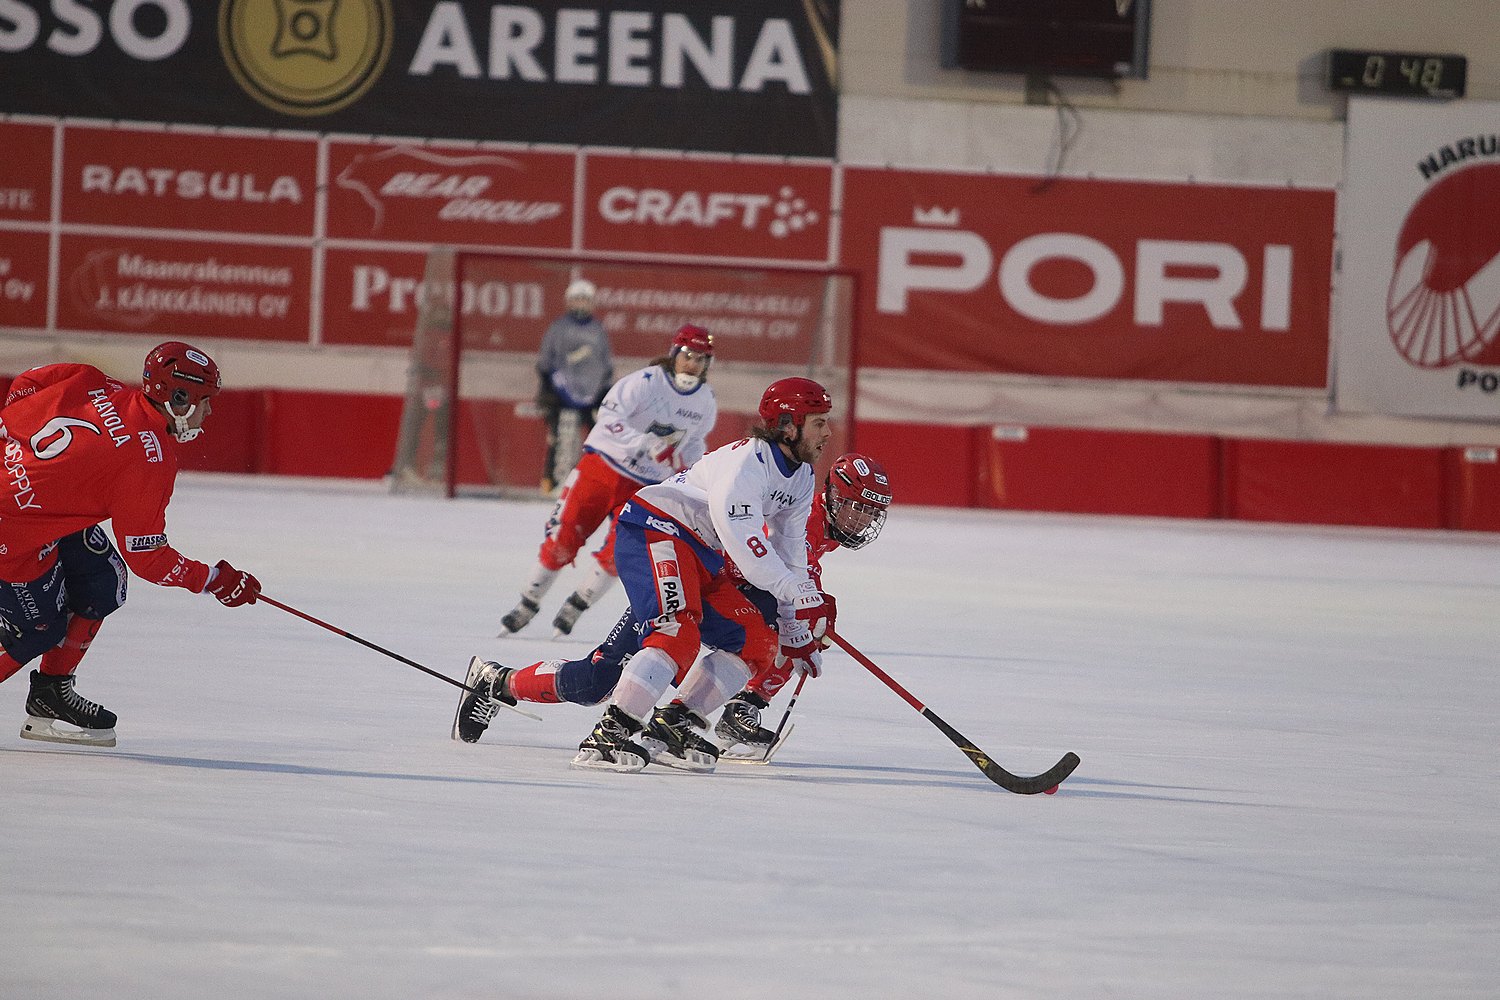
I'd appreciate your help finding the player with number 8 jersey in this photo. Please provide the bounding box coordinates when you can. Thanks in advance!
[570,376,834,772]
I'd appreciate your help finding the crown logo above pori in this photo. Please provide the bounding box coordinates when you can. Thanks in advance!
[913,206,960,226]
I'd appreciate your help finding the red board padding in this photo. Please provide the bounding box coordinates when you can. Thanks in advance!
[258,390,402,479]
[177,389,263,473]
[977,426,1220,518]
[1444,446,1500,531]
[853,421,977,506]
[1225,439,1445,529]
[452,400,548,488]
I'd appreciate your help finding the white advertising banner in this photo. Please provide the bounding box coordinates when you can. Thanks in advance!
[1334,97,1500,418]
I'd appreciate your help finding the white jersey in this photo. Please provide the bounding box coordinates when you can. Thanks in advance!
[633,437,818,612]
[583,365,717,485]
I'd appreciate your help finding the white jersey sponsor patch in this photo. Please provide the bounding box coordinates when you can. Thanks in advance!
[649,539,685,616]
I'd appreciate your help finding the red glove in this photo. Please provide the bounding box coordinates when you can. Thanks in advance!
[207,559,261,608]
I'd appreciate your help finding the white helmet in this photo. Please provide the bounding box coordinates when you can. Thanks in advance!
[565,279,596,302]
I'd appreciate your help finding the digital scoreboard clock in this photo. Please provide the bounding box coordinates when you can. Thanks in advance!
[1326,49,1466,99]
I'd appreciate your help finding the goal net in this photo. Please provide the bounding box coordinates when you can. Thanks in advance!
[390,248,858,498]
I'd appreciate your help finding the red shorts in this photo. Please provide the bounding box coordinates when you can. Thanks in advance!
[538,452,646,573]
[615,518,777,678]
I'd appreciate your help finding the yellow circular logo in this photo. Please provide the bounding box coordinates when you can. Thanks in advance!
[220,0,393,117]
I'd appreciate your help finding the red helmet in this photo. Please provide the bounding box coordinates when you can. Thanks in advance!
[143,341,220,409]
[671,323,713,356]
[825,453,892,549]
[758,376,832,431]
[667,324,713,390]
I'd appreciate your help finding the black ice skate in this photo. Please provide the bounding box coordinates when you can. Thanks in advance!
[451,656,517,743]
[21,670,118,747]
[551,593,590,637]
[499,597,540,635]
[570,706,650,773]
[642,701,720,773]
[714,690,777,758]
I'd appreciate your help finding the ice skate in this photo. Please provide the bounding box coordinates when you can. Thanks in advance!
[20,670,117,747]
[714,690,777,759]
[551,593,590,637]
[642,701,719,773]
[499,597,540,635]
[570,706,650,773]
[451,656,516,743]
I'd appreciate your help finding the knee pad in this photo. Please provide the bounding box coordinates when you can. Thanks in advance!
[68,586,126,622]
[678,649,753,716]
[642,613,702,681]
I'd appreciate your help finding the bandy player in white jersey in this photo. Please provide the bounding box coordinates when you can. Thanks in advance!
[572,376,834,773]
[497,325,717,638]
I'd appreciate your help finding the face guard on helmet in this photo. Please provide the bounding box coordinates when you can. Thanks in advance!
[825,453,892,550]
[565,278,596,320]
[143,341,221,443]
[757,376,832,440]
[667,324,713,391]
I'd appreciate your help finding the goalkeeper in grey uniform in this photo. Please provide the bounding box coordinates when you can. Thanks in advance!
[536,279,613,492]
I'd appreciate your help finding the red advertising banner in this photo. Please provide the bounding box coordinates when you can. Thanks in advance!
[841,167,1335,387]
[61,126,317,236]
[56,234,311,341]
[0,120,53,223]
[323,247,838,365]
[582,152,833,262]
[452,254,834,361]
[0,230,49,329]
[326,142,575,249]
[321,247,437,348]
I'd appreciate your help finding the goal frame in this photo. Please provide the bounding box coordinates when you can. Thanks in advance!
[445,248,863,499]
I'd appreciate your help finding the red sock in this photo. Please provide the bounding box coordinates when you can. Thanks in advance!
[507,660,562,704]
[747,657,794,701]
[0,651,23,685]
[39,616,102,676]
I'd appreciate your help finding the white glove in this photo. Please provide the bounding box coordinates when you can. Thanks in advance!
[778,590,826,678]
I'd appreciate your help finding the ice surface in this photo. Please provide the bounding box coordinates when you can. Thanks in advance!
[2,474,1496,999]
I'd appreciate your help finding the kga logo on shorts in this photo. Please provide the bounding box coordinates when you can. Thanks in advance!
[219,0,393,116]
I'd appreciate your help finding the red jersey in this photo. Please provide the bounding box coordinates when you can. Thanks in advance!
[0,363,211,591]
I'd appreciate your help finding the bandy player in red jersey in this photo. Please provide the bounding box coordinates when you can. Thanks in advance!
[713,451,891,752]
[452,452,893,760]
[0,342,261,746]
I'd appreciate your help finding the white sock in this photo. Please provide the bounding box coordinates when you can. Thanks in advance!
[520,564,560,604]
[610,647,678,724]
[677,650,752,718]
[574,564,618,606]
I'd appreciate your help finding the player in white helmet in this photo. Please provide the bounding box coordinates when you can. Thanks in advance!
[536,278,612,492]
